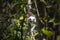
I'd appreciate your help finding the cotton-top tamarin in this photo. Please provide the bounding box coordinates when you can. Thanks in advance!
[26,12,36,23]
[26,12,36,40]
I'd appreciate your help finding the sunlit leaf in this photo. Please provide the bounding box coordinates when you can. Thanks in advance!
[27,36,32,40]
[24,7,26,13]
[23,26,27,30]
[40,0,45,2]
[41,28,54,37]
[19,16,24,20]
[49,19,54,22]
[17,31,21,37]
[21,5,23,8]
[40,0,47,4]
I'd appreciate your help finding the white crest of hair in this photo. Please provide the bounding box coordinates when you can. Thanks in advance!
[28,16,36,22]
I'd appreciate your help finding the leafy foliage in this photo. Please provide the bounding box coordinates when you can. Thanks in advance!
[0,0,60,40]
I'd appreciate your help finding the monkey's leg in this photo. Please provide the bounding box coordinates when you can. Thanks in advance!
[30,26,36,40]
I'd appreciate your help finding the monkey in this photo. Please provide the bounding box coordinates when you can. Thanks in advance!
[26,12,36,40]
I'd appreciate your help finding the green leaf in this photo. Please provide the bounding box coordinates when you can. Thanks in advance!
[19,16,24,20]
[40,0,47,4]
[24,7,26,13]
[27,36,32,40]
[40,0,45,2]
[49,19,54,22]
[41,28,54,37]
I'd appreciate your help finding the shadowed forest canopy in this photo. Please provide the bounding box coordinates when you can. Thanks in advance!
[0,0,60,40]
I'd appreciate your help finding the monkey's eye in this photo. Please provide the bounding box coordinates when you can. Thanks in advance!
[29,19,32,22]
[33,19,36,22]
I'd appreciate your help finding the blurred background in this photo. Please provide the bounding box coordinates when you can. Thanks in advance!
[0,0,60,40]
